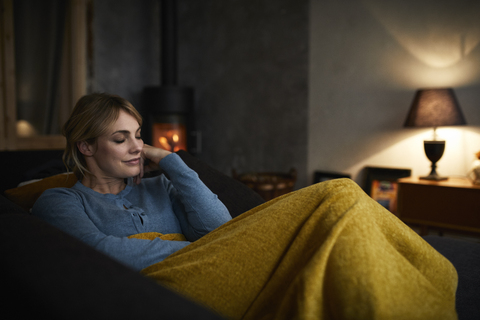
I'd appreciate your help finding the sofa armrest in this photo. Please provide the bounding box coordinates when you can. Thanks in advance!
[423,235,480,320]
[0,213,224,319]
[0,150,65,193]
[0,194,29,215]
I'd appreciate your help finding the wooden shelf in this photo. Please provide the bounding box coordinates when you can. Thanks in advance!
[397,177,480,235]
[398,176,480,189]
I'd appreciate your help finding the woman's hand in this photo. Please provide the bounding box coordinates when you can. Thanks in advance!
[133,144,171,185]
[142,144,172,165]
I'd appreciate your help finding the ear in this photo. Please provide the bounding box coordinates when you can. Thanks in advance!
[77,141,95,156]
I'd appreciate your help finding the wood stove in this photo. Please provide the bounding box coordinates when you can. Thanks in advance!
[143,0,197,153]
[144,86,193,153]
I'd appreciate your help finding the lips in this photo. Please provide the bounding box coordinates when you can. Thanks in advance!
[124,158,140,165]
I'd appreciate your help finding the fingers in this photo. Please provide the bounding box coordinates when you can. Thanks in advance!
[132,155,145,185]
[133,175,141,185]
[141,144,171,165]
[134,145,171,185]
[139,156,145,178]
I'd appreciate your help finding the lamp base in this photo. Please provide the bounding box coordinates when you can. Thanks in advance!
[422,140,448,181]
[420,174,448,181]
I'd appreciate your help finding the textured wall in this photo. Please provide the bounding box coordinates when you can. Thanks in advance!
[92,0,160,118]
[177,0,309,188]
[93,0,309,188]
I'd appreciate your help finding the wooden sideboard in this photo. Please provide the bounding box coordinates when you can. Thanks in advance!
[397,177,480,235]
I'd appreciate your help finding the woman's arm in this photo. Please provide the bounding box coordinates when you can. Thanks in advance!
[158,153,232,240]
[32,188,190,271]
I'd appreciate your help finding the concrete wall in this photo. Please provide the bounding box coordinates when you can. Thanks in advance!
[93,0,160,118]
[177,0,309,187]
[93,0,310,188]
[309,0,480,185]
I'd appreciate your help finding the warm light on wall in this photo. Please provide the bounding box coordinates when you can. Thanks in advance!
[404,65,478,88]
[363,0,480,87]
[364,0,480,66]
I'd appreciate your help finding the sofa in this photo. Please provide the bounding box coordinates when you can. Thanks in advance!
[1,150,479,319]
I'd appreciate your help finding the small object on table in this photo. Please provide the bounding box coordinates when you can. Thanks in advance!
[232,168,297,201]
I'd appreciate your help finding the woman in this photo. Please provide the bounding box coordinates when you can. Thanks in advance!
[33,93,231,271]
[33,93,458,320]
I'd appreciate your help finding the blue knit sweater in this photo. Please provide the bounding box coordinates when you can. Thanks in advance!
[32,153,231,271]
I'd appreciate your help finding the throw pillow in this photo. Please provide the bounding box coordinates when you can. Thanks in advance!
[4,173,77,212]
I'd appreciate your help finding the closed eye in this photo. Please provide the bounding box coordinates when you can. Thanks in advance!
[112,127,141,143]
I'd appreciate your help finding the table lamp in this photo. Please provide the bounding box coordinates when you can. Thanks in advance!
[404,88,466,181]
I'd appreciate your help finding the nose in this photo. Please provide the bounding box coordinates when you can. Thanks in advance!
[130,137,144,154]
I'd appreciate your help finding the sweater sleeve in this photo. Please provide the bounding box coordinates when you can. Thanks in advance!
[32,188,191,271]
[159,153,232,240]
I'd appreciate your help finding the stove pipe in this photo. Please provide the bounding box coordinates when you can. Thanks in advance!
[144,0,194,152]
[161,0,177,86]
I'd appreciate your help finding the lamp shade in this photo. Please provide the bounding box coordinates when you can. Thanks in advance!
[404,88,466,128]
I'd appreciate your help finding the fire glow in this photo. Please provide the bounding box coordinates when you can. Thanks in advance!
[152,122,187,152]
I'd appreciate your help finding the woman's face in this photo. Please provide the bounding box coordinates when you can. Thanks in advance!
[87,110,144,180]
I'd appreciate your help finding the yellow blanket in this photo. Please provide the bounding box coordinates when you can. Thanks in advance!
[132,179,458,320]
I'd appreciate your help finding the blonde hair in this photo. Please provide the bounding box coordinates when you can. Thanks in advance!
[62,93,143,179]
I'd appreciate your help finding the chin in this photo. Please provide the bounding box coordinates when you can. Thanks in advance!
[121,164,141,177]
[130,171,141,178]
[122,169,140,179]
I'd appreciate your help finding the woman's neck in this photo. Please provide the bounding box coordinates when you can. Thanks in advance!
[81,174,127,195]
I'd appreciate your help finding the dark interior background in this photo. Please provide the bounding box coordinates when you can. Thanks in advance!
[92,0,309,188]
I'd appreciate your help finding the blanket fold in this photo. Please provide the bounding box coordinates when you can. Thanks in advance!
[135,179,458,320]
[128,232,186,242]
